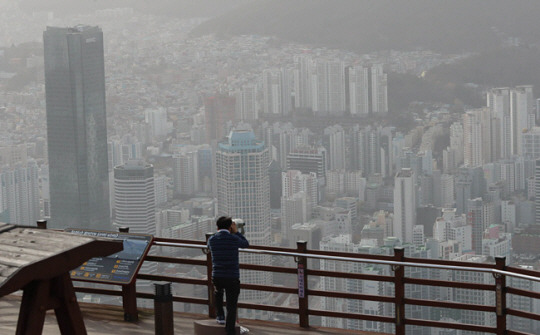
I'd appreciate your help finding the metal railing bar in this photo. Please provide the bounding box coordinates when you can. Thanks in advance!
[237,302,298,315]
[507,308,540,322]
[404,297,495,312]
[406,318,496,333]
[74,286,122,297]
[507,286,540,300]
[507,330,536,335]
[144,255,206,266]
[137,274,207,286]
[308,309,394,323]
[242,248,540,283]
[404,277,493,291]
[154,241,540,283]
[240,263,297,274]
[240,283,297,294]
[403,256,495,269]
[308,289,395,303]
[135,292,207,305]
[154,241,209,250]
[306,268,394,282]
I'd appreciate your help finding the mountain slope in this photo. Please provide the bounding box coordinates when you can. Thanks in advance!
[192,0,540,53]
[18,0,249,18]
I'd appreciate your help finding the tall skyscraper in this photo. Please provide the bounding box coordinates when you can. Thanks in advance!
[113,160,156,235]
[235,85,258,121]
[512,85,534,155]
[293,55,314,109]
[274,124,312,170]
[467,198,484,255]
[281,192,311,240]
[350,125,382,176]
[488,86,535,159]
[347,64,388,115]
[43,25,110,230]
[324,125,346,171]
[393,168,416,243]
[215,128,271,304]
[0,162,40,226]
[262,69,283,115]
[204,95,236,143]
[287,146,327,186]
[312,61,346,114]
[487,87,511,159]
[522,127,540,159]
[268,160,283,209]
[455,166,486,215]
[173,147,199,197]
[282,170,318,206]
[535,159,540,225]
[262,68,294,116]
[370,64,389,115]
[216,129,271,244]
[144,108,172,140]
[463,108,493,167]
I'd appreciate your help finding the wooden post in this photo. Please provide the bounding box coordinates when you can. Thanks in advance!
[117,226,138,321]
[393,247,405,335]
[495,257,507,335]
[16,280,50,335]
[52,273,87,335]
[16,273,87,335]
[297,240,309,328]
[122,282,138,322]
[154,282,174,335]
[205,232,216,318]
[36,220,47,229]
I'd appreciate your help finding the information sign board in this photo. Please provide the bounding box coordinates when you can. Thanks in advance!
[65,229,153,285]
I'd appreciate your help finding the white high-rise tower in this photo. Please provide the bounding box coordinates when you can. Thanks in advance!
[215,128,272,307]
[393,168,416,243]
[113,160,156,235]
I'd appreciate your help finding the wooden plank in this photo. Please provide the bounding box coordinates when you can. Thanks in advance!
[0,251,42,264]
[0,255,31,267]
[0,237,76,253]
[0,244,55,257]
[0,237,123,297]
[8,229,93,246]
[0,265,17,277]
[7,228,92,242]
[0,223,14,233]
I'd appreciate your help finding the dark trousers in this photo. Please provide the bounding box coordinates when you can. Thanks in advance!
[213,277,240,335]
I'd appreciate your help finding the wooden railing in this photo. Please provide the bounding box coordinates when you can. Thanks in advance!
[73,235,540,335]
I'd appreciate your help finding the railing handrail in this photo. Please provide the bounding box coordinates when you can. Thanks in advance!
[153,240,540,283]
[28,221,532,334]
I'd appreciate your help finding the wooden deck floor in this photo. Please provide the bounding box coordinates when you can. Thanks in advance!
[1,295,387,335]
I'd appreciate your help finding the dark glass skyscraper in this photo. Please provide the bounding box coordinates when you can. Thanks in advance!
[43,26,111,230]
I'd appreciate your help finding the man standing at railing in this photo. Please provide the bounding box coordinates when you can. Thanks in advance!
[208,216,249,335]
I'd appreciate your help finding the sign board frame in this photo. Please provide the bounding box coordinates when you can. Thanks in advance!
[65,228,154,285]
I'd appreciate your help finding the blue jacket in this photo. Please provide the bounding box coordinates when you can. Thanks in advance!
[208,230,249,279]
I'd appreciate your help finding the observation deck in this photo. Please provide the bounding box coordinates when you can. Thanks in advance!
[1,224,540,335]
[0,295,382,334]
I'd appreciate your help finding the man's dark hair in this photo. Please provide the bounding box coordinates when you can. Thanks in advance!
[216,216,233,230]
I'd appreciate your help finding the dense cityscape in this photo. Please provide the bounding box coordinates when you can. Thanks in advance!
[1,1,540,334]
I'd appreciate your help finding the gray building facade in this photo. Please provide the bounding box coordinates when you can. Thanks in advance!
[44,26,110,230]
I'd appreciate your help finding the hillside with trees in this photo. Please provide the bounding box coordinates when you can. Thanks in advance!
[192,0,540,54]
